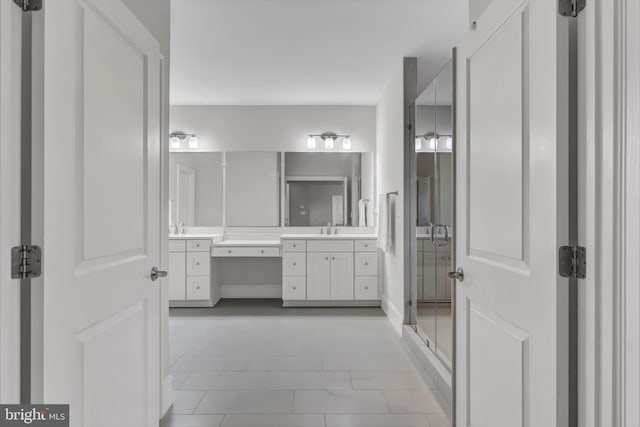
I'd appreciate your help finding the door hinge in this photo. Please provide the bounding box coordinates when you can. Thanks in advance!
[559,245,586,279]
[12,0,42,12]
[559,0,585,17]
[11,245,42,279]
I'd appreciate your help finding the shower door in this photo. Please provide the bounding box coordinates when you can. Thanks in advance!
[414,60,454,370]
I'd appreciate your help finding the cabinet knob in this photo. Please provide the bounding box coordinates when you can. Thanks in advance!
[364,244,368,247]
[292,286,296,290]
[365,286,368,290]
[228,250,231,253]
[332,257,335,260]
[326,257,329,260]
[196,262,200,266]
[293,244,296,247]
[196,286,200,290]
[196,244,200,247]
[364,262,368,266]
[293,262,296,266]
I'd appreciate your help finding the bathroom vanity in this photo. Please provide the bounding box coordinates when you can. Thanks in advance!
[281,235,379,306]
[168,232,379,308]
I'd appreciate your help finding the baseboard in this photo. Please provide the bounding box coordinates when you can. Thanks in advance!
[169,299,214,308]
[282,300,381,307]
[160,374,173,419]
[220,284,281,299]
[381,296,404,336]
[402,325,452,417]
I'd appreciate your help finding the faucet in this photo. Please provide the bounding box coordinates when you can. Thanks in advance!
[326,223,332,235]
[179,221,185,234]
[171,223,179,235]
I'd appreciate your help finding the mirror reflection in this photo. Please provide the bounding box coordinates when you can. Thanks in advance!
[414,60,454,369]
[169,150,375,228]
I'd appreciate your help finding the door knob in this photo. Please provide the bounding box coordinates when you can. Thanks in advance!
[150,266,168,282]
[448,267,464,282]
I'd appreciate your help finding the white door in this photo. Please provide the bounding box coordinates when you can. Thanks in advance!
[330,252,354,300]
[307,253,331,300]
[34,1,163,426]
[176,164,195,226]
[455,0,569,426]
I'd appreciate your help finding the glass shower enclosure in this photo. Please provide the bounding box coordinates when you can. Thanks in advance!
[413,60,454,370]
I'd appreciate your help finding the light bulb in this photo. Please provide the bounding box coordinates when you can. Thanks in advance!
[188,136,198,149]
[170,136,180,149]
[324,137,334,149]
[446,137,453,150]
[429,137,437,150]
[307,136,317,149]
[342,137,352,150]
[415,138,422,151]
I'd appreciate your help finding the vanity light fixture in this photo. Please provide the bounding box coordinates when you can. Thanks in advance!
[415,132,453,152]
[307,136,317,149]
[306,132,351,151]
[170,133,198,150]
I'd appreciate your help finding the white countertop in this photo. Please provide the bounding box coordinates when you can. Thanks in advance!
[212,239,281,247]
[169,234,223,240]
[280,234,377,240]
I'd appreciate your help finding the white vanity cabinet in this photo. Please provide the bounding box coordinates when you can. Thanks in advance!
[169,238,214,307]
[418,238,451,302]
[281,237,378,305]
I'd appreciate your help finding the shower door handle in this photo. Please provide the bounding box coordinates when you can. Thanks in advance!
[448,267,464,282]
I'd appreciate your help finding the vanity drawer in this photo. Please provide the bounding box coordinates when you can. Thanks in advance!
[306,240,354,252]
[282,240,306,252]
[282,276,306,300]
[187,239,210,252]
[186,252,209,276]
[282,253,306,276]
[354,240,376,252]
[355,276,378,300]
[186,276,210,300]
[212,246,280,257]
[169,239,186,252]
[355,252,377,276]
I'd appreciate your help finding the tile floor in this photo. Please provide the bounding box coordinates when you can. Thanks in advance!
[161,300,450,427]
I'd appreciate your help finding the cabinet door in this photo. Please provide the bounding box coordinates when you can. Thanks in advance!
[168,252,186,300]
[330,252,354,300]
[307,252,331,300]
[422,251,437,301]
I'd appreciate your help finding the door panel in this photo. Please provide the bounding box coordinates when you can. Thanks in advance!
[330,252,354,300]
[307,252,330,300]
[36,1,162,425]
[456,0,569,426]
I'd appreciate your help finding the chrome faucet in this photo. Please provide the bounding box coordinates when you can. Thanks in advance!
[179,221,185,234]
[171,223,179,235]
[326,223,332,235]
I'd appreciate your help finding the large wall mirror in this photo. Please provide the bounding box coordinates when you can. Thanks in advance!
[169,150,374,228]
[284,152,374,227]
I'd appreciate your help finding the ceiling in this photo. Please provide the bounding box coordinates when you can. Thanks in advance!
[170,0,468,106]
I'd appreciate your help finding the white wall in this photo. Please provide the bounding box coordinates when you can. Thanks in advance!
[376,64,407,334]
[170,106,376,153]
[469,0,492,25]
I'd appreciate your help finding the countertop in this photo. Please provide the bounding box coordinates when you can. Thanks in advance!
[280,234,377,240]
[212,239,281,247]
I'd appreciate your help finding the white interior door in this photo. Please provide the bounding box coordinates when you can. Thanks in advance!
[456,0,569,426]
[176,164,196,227]
[34,1,162,425]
